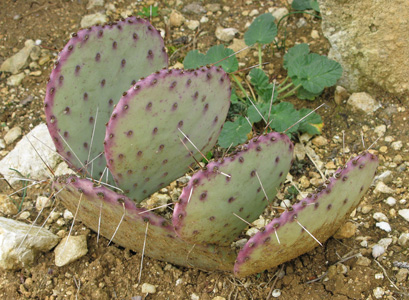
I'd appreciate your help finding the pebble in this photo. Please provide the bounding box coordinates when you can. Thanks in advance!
[169,10,185,27]
[0,39,36,74]
[29,70,42,76]
[271,289,281,297]
[18,211,30,220]
[38,55,50,66]
[4,127,22,145]
[63,209,73,220]
[141,283,156,294]
[356,256,371,266]
[186,20,200,30]
[374,273,384,280]
[375,222,391,232]
[270,7,289,21]
[373,212,388,222]
[228,39,249,59]
[310,29,319,39]
[35,196,52,210]
[334,86,349,105]
[375,170,393,184]
[398,209,409,222]
[333,222,357,239]
[215,26,238,42]
[396,268,409,282]
[212,297,226,300]
[205,3,221,12]
[372,244,385,258]
[80,13,107,28]
[191,293,200,300]
[311,135,328,147]
[86,0,104,10]
[29,46,41,61]
[249,9,259,16]
[183,3,206,15]
[391,140,403,150]
[398,232,409,246]
[0,194,18,215]
[293,143,306,160]
[385,197,397,206]
[6,73,25,86]
[373,287,385,299]
[378,238,392,249]
[296,17,307,28]
[299,175,310,188]
[280,199,291,209]
[54,235,88,267]
[0,217,60,269]
[347,92,380,114]
[0,139,5,149]
[393,154,403,164]
[374,181,395,194]
[234,238,248,248]
[374,125,386,137]
[246,227,259,237]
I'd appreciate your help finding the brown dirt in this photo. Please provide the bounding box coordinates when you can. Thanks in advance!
[0,1,408,299]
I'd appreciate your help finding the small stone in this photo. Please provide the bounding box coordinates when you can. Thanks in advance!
[333,222,357,239]
[141,283,156,294]
[228,39,249,59]
[311,136,328,147]
[379,146,387,153]
[347,92,380,114]
[29,70,42,76]
[372,244,385,258]
[374,125,386,137]
[396,268,409,283]
[325,161,336,169]
[296,17,307,28]
[373,287,384,299]
[299,175,310,188]
[35,196,51,210]
[63,210,73,220]
[294,143,306,160]
[191,293,200,300]
[270,7,289,21]
[398,232,409,246]
[6,73,25,86]
[391,141,403,150]
[311,29,320,39]
[280,199,291,208]
[393,154,403,164]
[334,86,349,105]
[373,212,388,222]
[0,139,5,149]
[234,238,248,248]
[38,56,50,66]
[186,20,200,30]
[374,181,395,194]
[183,3,206,15]
[356,256,371,266]
[375,170,393,184]
[80,13,108,28]
[271,289,281,297]
[374,273,384,280]
[54,162,76,177]
[0,194,18,215]
[252,217,266,229]
[246,227,259,237]
[400,199,407,205]
[0,40,36,74]
[177,175,191,184]
[378,238,392,249]
[249,9,259,17]
[18,211,30,220]
[205,3,221,12]
[169,10,185,27]
[385,197,396,207]
[212,297,226,300]
[384,136,394,143]
[215,26,238,42]
[375,222,391,232]
[29,46,41,61]
[398,209,409,222]
[54,235,88,267]
[87,0,104,10]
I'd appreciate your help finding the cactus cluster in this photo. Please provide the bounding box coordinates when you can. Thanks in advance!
[45,17,378,277]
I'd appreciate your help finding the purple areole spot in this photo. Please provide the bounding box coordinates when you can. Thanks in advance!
[89,117,94,124]
[118,153,123,159]
[121,59,126,67]
[220,77,224,83]
[137,151,143,157]
[101,79,106,87]
[152,127,158,134]
[108,99,114,106]
[201,95,207,102]
[146,102,152,110]
[209,216,215,221]
[289,144,293,150]
[127,170,133,175]
[200,192,207,201]
[49,87,55,95]
[66,151,71,157]
[59,75,64,83]
[133,33,138,40]
[204,103,209,111]
[131,80,136,85]
[63,131,69,138]
[250,170,256,177]
[162,159,168,165]
[84,34,89,41]
[359,164,365,169]
[68,45,73,51]
[144,178,150,182]
[186,79,192,86]
[143,166,148,171]
[133,183,138,188]
[343,198,348,204]
[162,172,168,177]
[213,116,218,123]
[98,29,103,37]
[95,53,101,61]
[113,41,117,49]
[256,145,262,151]
[83,93,88,101]
[206,73,212,80]
[239,207,244,212]
[158,144,164,151]
[63,107,70,114]
[257,187,261,193]
[147,50,153,59]
[178,120,183,127]
[279,171,283,177]
[84,142,88,148]
[193,91,199,100]
[172,103,178,110]
[170,81,177,89]
[275,157,280,163]
[75,65,81,74]
[327,204,332,210]
[127,130,133,136]
[264,237,271,243]
[224,223,229,227]
[239,157,244,163]
[192,230,199,235]
[193,178,200,186]
[342,176,348,182]
[360,186,364,192]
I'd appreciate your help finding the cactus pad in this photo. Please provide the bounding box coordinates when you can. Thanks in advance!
[104,66,231,202]
[234,152,378,277]
[173,132,294,246]
[53,176,235,271]
[44,17,168,180]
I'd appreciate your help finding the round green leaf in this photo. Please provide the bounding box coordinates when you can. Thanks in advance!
[244,13,277,46]
[218,117,252,148]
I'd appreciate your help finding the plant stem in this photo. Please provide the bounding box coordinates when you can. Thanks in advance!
[232,74,249,104]
[277,82,294,94]
[278,84,302,101]
[258,43,262,69]
[277,76,289,89]
[277,11,321,32]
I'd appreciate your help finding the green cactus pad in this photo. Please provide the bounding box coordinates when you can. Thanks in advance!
[53,176,235,271]
[173,132,294,246]
[104,66,231,202]
[44,17,168,181]
[234,152,378,277]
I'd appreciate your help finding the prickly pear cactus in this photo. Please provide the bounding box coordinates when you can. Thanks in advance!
[46,16,379,277]
[44,17,168,180]
[104,66,230,202]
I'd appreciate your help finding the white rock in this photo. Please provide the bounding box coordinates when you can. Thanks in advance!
[398,232,409,246]
[377,238,392,249]
[186,20,200,30]
[86,0,104,10]
[141,282,156,294]
[374,170,393,184]
[398,209,409,222]
[252,217,266,229]
[200,16,209,23]
[18,211,30,220]
[191,293,200,300]
[35,196,52,210]
[280,199,291,209]
[334,85,349,104]
[169,10,185,27]
[374,273,384,280]
[215,26,238,42]
[373,287,385,299]
[391,141,403,150]
[246,227,259,237]
[374,181,395,194]
[0,139,5,149]
[0,40,36,74]
[4,126,22,145]
[80,13,107,28]
[0,123,59,186]
[272,289,281,297]
[296,17,307,28]
[63,210,73,220]
[294,143,306,160]
[249,9,259,17]
[375,222,391,232]
[54,235,88,267]
[385,197,396,206]
[0,194,18,215]
[234,238,248,248]
[270,7,289,21]
[373,212,388,222]
[374,125,386,137]
[372,244,385,258]
[0,217,60,269]
[54,162,76,177]
[6,73,25,86]
[347,92,380,114]
[311,29,320,39]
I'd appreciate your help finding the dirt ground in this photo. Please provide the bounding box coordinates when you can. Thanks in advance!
[0,0,408,299]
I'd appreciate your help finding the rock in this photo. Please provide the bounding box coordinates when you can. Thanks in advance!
[252,217,266,229]
[215,26,238,42]
[234,238,248,248]
[29,45,41,61]
[270,7,289,21]
[182,3,206,15]
[18,211,30,220]
[384,197,396,206]
[311,29,320,39]
[356,256,371,267]
[205,3,221,12]
[80,13,107,28]
[396,268,409,283]
[6,73,25,86]
[391,140,403,150]
[373,181,395,194]
[377,238,392,249]
[296,17,307,28]
[35,196,51,211]
[294,143,306,160]
[347,92,380,114]
[169,10,185,27]
[228,39,250,59]
[311,136,328,147]
[398,209,409,222]
[246,227,259,237]
[374,125,386,137]
[0,217,60,269]
[0,139,5,149]
[54,162,76,177]
[375,222,391,232]
[0,40,36,74]
[141,283,156,294]
[191,293,200,300]
[249,9,259,17]
[398,232,409,246]
[0,194,18,215]
[372,244,385,258]
[271,289,281,298]
[200,16,209,23]
[373,287,385,299]
[63,210,73,220]
[373,212,388,222]
[318,0,409,101]
[54,235,88,267]
[186,20,200,30]
[333,222,357,239]
[87,0,104,10]
[374,170,393,184]
[334,86,349,105]
[0,123,59,186]
[4,126,22,145]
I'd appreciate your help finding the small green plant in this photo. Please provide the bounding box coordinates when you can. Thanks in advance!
[137,5,158,18]
[8,168,29,212]
[291,0,320,12]
[183,13,341,148]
